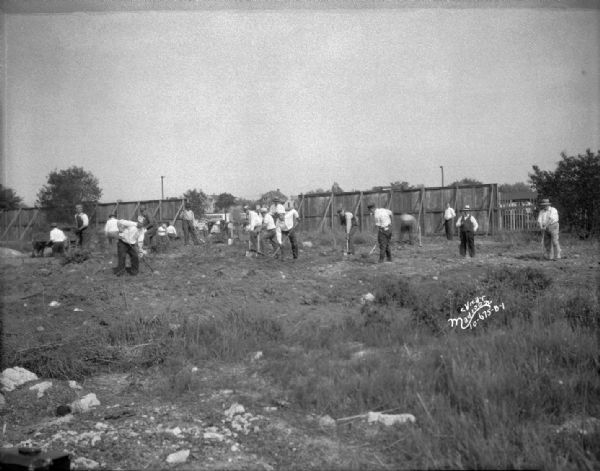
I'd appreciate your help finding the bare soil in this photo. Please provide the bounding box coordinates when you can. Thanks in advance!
[1,235,598,469]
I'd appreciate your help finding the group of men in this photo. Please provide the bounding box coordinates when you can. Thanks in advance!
[244,197,299,261]
[39,196,562,274]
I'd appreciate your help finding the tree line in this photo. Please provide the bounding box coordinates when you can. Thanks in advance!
[2,149,598,235]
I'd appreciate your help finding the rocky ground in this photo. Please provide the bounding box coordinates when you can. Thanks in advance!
[1,234,598,469]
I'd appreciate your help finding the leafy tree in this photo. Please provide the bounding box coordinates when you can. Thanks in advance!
[0,184,23,210]
[183,188,208,218]
[529,149,600,236]
[331,182,344,194]
[214,192,237,212]
[390,181,413,190]
[36,166,102,222]
[258,189,287,207]
[499,182,534,194]
[449,177,483,186]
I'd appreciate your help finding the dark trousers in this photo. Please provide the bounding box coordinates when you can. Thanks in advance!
[51,241,66,256]
[182,220,199,245]
[115,239,139,275]
[264,229,280,254]
[76,227,88,248]
[400,223,415,245]
[444,219,453,240]
[281,229,299,259]
[378,227,392,262]
[345,226,357,254]
[459,230,475,257]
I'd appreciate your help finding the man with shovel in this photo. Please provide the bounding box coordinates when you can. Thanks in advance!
[337,207,358,255]
[368,203,393,263]
[244,205,263,257]
[537,198,561,260]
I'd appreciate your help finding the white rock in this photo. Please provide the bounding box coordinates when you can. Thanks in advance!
[224,403,245,419]
[203,431,225,441]
[318,415,336,428]
[68,380,82,390]
[73,308,83,312]
[167,426,182,436]
[48,301,60,307]
[166,449,190,464]
[71,393,100,413]
[72,457,100,469]
[251,351,263,362]
[29,381,53,398]
[231,443,240,452]
[367,412,416,426]
[1,367,39,391]
[361,293,375,304]
[302,241,313,248]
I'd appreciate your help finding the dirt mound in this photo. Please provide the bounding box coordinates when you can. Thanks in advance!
[0,247,26,257]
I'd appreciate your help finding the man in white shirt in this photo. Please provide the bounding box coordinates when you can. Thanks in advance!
[166,223,178,240]
[337,207,358,255]
[260,207,280,257]
[113,219,142,276]
[282,202,300,259]
[443,203,456,241]
[180,203,200,246]
[49,223,68,256]
[269,197,286,218]
[456,205,479,258]
[244,205,263,255]
[74,204,89,249]
[104,213,119,246]
[537,198,561,260]
[368,203,393,263]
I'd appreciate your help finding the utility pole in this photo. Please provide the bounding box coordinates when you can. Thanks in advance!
[440,166,444,188]
[160,176,165,220]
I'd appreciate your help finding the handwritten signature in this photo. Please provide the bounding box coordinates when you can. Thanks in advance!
[448,295,505,330]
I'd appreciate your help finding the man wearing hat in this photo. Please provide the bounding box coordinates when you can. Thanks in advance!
[456,205,478,257]
[244,205,263,255]
[260,207,280,257]
[269,197,285,218]
[49,222,68,256]
[537,198,561,260]
[368,203,393,263]
[181,202,200,246]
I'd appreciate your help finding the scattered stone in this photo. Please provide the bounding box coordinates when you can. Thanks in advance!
[68,380,82,390]
[318,415,336,428]
[166,426,183,437]
[29,381,53,398]
[166,449,190,464]
[36,326,45,332]
[72,457,100,469]
[556,416,600,436]
[302,241,313,248]
[250,351,263,362]
[70,393,100,413]
[367,412,416,426]
[1,366,39,391]
[191,367,199,373]
[73,308,83,312]
[203,431,225,441]
[48,300,60,307]
[231,443,240,452]
[432,276,438,280]
[360,293,375,304]
[224,403,245,419]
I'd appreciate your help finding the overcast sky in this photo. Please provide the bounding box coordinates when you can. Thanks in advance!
[2,1,599,205]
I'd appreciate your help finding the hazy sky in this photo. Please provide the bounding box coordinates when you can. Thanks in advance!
[2,2,599,205]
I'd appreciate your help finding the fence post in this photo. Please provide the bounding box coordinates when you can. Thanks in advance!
[318,194,333,233]
[19,209,39,241]
[0,208,22,241]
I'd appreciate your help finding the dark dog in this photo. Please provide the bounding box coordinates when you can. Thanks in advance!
[32,240,52,257]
